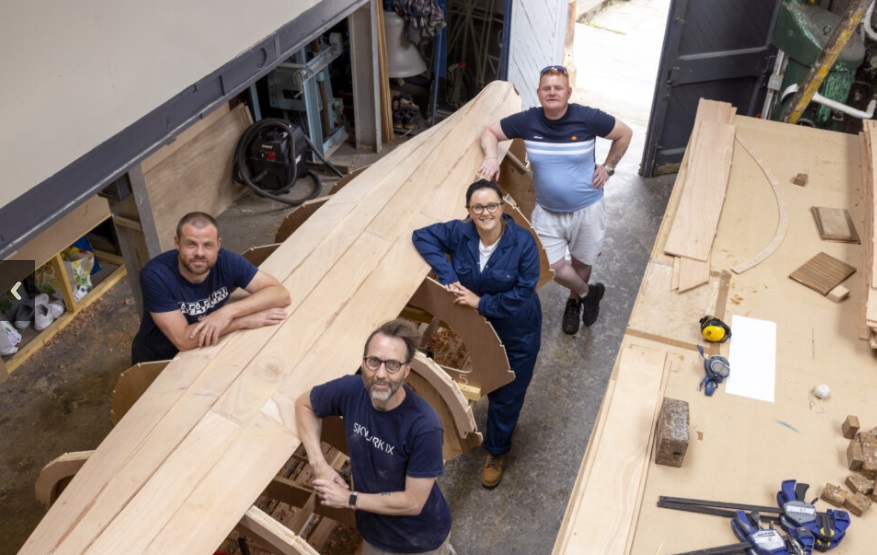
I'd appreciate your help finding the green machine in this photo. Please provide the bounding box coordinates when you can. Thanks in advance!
[771,0,865,128]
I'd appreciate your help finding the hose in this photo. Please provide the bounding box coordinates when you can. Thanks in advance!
[233,118,343,206]
[864,1,877,41]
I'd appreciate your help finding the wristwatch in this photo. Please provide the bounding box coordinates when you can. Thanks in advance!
[349,491,358,510]
[604,165,615,177]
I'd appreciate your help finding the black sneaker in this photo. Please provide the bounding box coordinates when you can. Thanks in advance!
[581,282,605,327]
[562,297,582,335]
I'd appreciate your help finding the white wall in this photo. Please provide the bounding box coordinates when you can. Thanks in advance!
[506,0,567,109]
[0,0,321,209]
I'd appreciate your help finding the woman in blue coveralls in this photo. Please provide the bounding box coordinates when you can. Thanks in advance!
[412,179,542,489]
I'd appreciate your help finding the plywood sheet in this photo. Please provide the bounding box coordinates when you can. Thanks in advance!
[789,251,856,296]
[144,104,252,252]
[565,114,877,555]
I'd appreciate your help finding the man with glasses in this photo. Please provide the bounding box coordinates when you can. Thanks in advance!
[295,319,454,555]
[478,65,632,334]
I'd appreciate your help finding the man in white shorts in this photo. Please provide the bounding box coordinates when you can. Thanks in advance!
[478,65,632,334]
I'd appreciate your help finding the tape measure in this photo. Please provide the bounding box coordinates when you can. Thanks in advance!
[700,315,731,343]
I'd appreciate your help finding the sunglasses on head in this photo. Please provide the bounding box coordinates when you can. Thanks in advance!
[540,65,568,75]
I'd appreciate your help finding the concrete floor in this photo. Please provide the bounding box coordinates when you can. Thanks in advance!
[0,1,675,553]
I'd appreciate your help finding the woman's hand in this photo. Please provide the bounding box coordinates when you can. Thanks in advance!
[446,282,480,309]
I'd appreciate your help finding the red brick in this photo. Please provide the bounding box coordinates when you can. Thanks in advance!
[654,398,689,467]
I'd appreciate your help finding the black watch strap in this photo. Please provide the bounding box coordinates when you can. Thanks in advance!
[349,491,358,509]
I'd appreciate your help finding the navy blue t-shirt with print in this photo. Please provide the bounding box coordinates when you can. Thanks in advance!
[310,375,451,553]
[501,104,616,213]
[131,248,258,363]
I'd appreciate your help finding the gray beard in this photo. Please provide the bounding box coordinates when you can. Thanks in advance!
[369,383,396,404]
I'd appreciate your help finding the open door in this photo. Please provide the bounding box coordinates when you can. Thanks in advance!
[641,0,782,177]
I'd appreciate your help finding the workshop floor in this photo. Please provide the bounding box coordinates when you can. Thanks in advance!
[0,1,674,553]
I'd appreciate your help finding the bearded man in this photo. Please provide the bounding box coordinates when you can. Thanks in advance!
[295,319,454,555]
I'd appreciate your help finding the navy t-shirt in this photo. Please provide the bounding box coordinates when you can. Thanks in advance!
[501,104,616,212]
[310,375,451,553]
[131,249,258,363]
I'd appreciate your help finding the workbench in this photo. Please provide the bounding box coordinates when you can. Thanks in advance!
[554,114,877,554]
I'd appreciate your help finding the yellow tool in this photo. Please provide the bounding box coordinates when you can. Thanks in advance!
[700,315,731,343]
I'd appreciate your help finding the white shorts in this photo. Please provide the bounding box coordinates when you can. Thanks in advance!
[532,199,606,266]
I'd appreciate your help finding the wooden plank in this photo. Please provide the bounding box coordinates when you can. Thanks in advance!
[237,507,320,555]
[140,104,231,174]
[552,343,667,554]
[663,121,736,261]
[7,194,110,268]
[375,5,394,142]
[20,82,522,555]
[789,251,856,296]
[811,206,860,243]
[676,255,710,293]
[144,104,252,253]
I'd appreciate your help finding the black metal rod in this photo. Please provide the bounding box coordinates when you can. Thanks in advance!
[672,542,752,555]
[658,501,781,523]
[658,495,782,514]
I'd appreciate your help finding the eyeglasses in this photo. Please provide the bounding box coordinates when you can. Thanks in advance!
[363,356,407,374]
[468,202,502,215]
[540,65,568,75]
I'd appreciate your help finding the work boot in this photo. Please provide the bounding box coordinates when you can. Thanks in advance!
[581,282,605,327]
[562,297,582,335]
[481,453,505,488]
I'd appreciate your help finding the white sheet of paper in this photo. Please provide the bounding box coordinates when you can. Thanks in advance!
[724,315,776,403]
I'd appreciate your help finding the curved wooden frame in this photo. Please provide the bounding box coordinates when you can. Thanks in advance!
[408,277,514,396]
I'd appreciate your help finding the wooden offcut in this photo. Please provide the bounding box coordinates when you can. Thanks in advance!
[844,415,862,439]
[654,398,689,467]
[821,483,848,507]
[844,491,872,516]
[811,206,860,243]
[789,252,856,296]
[849,440,865,471]
[846,474,874,495]
[827,284,850,302]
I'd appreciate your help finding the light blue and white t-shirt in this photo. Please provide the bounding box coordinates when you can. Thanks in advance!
[500,104,616,213]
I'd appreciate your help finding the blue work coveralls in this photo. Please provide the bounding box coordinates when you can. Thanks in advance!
[412,214,542,455]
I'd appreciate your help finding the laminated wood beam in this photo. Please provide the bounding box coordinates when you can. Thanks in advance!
[20,81,522,555]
